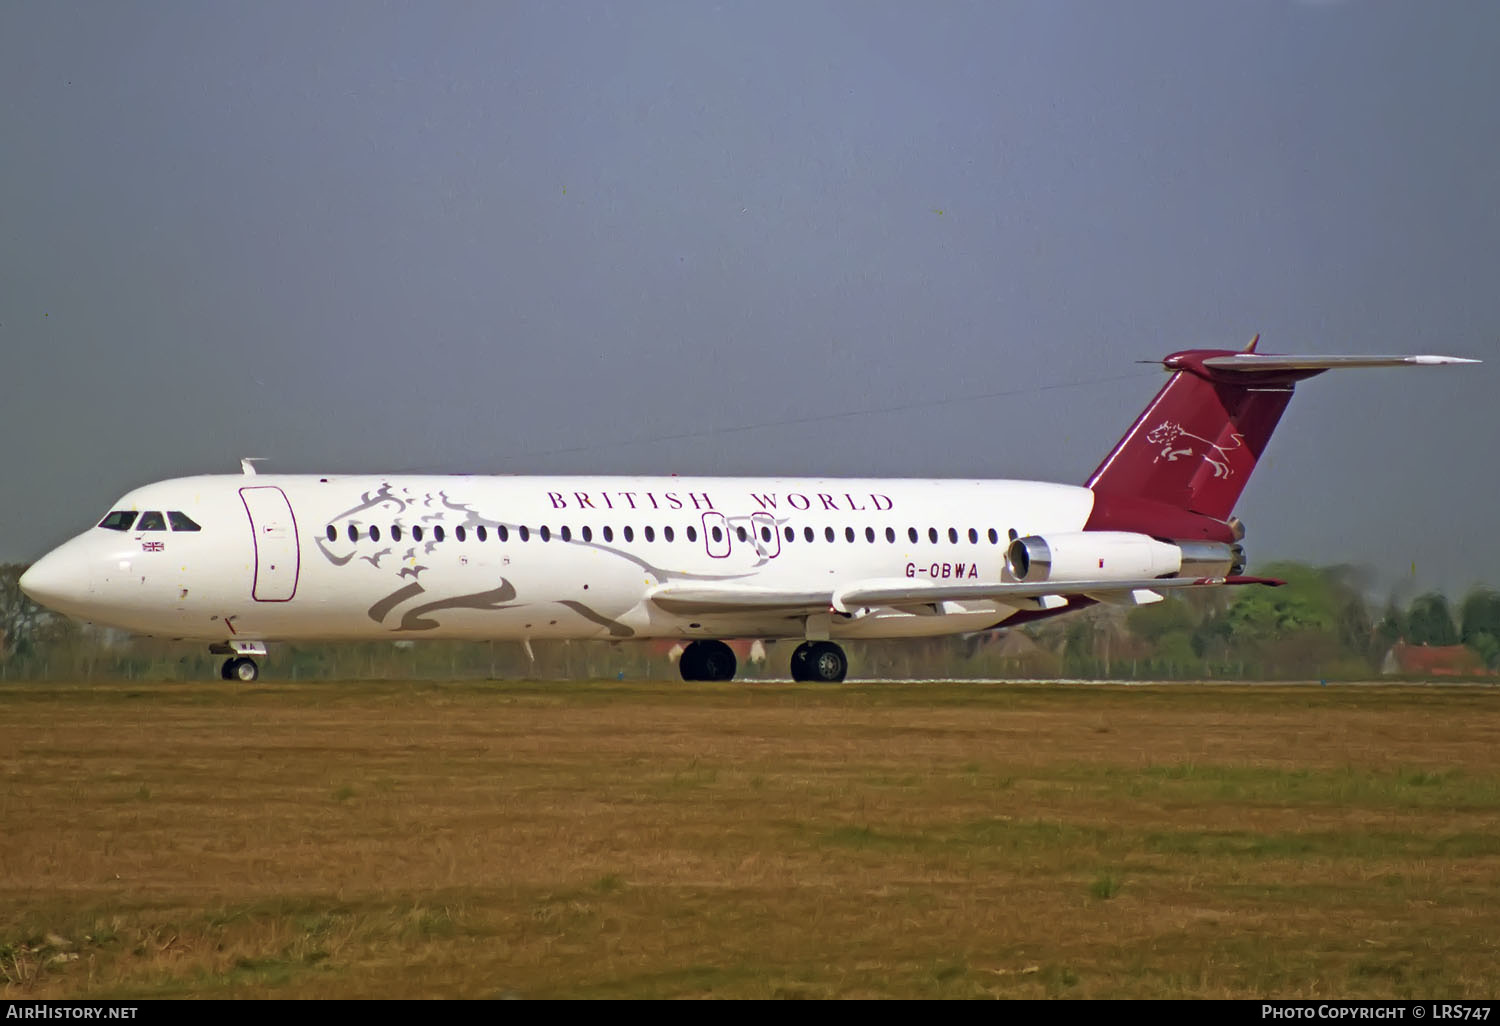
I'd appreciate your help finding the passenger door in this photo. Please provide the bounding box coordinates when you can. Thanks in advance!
[240,486,300,601]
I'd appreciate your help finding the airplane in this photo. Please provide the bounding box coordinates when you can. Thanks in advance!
[18,341,1478,684]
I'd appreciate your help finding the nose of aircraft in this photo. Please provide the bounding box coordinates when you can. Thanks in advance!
[19,545,90,613]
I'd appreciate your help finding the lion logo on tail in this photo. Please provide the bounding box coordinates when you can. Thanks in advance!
[1145,422,1244,479]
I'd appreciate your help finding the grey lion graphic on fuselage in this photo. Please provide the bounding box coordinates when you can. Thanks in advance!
[314,485,479,569]
[313,482,766,636]
[1145,422,1244,479]
[366,580,520,632]
[313,485,523,631]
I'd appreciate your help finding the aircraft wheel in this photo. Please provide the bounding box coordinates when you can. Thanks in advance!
[220,658,235,681]
[229,657,260,683]
[806,642,847,683]
[698,640,737,682]
[789,641,815,682]
[679,643,704,682]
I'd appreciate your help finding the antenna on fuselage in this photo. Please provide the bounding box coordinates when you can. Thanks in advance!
[240,458,265,476]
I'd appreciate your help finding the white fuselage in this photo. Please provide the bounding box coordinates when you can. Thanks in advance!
[23,348,1476,682]
[25,474,1096,644]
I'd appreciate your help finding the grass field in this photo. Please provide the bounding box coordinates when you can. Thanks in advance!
[1,679,1498,999]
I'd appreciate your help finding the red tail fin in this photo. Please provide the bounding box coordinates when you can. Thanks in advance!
[1086,348,1317,520]
[1087,343,1477,524]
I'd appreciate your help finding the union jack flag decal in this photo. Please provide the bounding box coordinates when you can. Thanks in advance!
[142,541,165,552]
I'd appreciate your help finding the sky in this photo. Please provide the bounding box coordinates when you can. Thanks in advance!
[2,0,1496,601]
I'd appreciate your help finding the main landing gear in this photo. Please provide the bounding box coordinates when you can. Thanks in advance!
[679,640,737,682]
[790,641,848,683]
[679,638,851,683]
[678,639,851,682]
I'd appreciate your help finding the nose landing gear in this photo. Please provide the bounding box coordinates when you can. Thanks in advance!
[211,640,268,683]
[220,657,260,682]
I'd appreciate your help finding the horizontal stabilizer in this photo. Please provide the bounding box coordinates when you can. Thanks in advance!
[1200,353,1479,372]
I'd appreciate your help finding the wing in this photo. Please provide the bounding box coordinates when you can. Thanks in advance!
[648,575,1281,616]
[648,586,834,616]
[833,574,1280,610]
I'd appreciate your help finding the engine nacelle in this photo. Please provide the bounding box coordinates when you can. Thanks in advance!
[1005,531,1239,583]
[1182,539,1246,577]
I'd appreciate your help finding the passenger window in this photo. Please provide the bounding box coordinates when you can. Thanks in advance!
[644,526,655,542]
[138,511,167,531]
[968,528,978,544]
[602,526,613,543]
[805,527,815,542]
[581,526,592,542]
[393,525,403,542]
[928,528,938,544]
[455,526,466,542]
[736,526,748,542]
[664,526,674,542]
[477,525,488,542]
[434,525,446,542]
[686,526,697,542]
[370,525,381,542]
[711,526,722,542]
[413,526,425,542]
[539,526,550,542]
[99,510,139,531]
[844,527,855,543]
[623,526,634,542]
[497,525,508,542]
[561,525,572,542]
[761,526,772,542]
[824,526,835,542]
[988,528,999,544]
[908,527,918,543]
[168,511,202,532]
[518,526,529,542]
[325,525,337,542]
[865,527,875,543]
[948,528,959,544]
[885,527,896,543]
[784,526,794,542]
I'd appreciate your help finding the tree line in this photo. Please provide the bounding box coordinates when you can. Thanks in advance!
[2,561,1497,682]
[1034,563,1500,681]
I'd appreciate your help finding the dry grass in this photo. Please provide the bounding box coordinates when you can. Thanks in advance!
[1,680,1498,998]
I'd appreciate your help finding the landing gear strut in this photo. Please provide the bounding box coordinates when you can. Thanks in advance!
[679,640,737,682]
[220,657,260,682]
[790,641,848,683]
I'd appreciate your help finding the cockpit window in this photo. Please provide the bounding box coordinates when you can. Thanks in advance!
[99,510,139,531]
[168,511,202,532]
[137,511,167,531]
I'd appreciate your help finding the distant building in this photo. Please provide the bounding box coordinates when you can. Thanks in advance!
[1381,642,1492,677]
